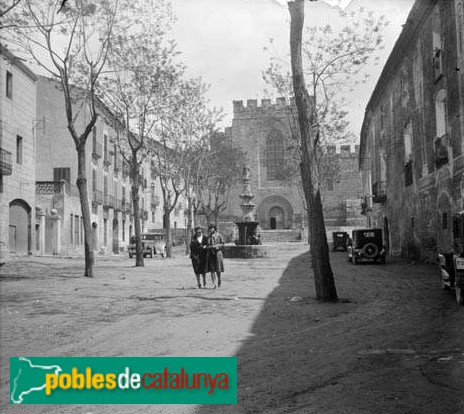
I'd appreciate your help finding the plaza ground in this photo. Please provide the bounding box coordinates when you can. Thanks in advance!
[1,243,463,413]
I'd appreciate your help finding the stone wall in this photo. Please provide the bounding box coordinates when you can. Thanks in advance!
[0,48,37,260]
[360,0,464,261]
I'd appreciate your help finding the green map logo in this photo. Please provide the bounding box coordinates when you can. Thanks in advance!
[10,356,237,405]
[10,358,62,404]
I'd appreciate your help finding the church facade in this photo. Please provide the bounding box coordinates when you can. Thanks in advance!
[221,98,364,233]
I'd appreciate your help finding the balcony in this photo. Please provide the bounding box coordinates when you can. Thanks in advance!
[92,143,102,159]
[434,134,449,169]
[92,190,103,204]
[372,181,387,204]
[404,160,413,187]
[0,148,12,175]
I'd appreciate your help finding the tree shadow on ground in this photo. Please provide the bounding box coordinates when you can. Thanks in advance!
[195,250,463,414]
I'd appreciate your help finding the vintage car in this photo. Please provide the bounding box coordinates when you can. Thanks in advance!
[347,228,386,264]
[438,252,464,305]
[332,231,349,251]
[128,232,166,259]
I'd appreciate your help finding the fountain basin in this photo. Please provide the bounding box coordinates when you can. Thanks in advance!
[222,243,269,259]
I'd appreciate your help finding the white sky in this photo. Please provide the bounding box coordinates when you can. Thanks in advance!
[171,0,415,138]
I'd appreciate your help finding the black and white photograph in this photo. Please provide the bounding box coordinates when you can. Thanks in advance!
[1,0,464,412]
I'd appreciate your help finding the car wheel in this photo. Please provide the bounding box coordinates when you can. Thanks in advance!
[456,285,463,305]
[363,243,379,259]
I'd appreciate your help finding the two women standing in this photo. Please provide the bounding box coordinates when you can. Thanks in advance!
[189,224,224,289]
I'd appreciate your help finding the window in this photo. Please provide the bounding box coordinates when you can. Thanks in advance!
[6,71,12,98]
[404,121,413,162]
[266,131,285,181]
[75,215,80,245]
[70,214,74,244]
[16,135,23,164]
[104,176,108,199]
[326,179,334,191]
[104,134,108,163]
[92,169,97,192]
[435,90,447,137]
[53,167,71,183]
[92,127,97,151]
[432,5,443,82]
[413,41,424,108]
[442,212,448,230]
[122,220,126,242]
[104,219,108,245]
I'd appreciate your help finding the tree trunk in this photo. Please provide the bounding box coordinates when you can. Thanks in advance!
[131,159,144,267]
[163,205,172,258]
[289,0,337,301]
[76,145,94,277]
[185,197,193,256]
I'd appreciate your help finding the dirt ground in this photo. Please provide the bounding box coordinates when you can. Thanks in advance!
[1,243,464,413]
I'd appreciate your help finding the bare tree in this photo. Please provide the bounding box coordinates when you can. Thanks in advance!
[0,0,21,20]
[196,138,246,228]
[286,0,385,300]
[6,0,118,277]
[100,0,179,266]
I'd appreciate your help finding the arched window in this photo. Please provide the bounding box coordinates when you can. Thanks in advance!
[404,121,413,162]
[266,130,285,181]
[435,89,447,138]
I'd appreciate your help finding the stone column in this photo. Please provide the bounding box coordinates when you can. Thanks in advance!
[36,208,46,255]
[50,209,61,256]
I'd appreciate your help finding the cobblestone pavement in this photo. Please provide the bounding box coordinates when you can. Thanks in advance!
[1,244,463,413]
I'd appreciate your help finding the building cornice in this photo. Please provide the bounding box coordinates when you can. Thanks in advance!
[0,44,38,82]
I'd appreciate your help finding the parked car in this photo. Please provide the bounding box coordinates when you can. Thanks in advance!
[332,232,349,251]
[347,228,386,264]
[128,232,166,259]
[438,252,464,305]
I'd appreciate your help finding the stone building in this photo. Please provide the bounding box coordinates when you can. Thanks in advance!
[0,46,37,262]
[359,0,464,260]
[221,98,364,238]
[35,76,173,256]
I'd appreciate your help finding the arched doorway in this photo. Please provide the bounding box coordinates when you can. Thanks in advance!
[113,219,119,254]
[9,199,31,254]
[269,206,284,229]
[92,222,98,251]
[257,195,294,230]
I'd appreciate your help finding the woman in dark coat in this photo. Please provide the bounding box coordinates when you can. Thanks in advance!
[190,226,207,288]
[206,224,225,288]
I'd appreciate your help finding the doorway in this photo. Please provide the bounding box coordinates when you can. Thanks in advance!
[269,206,284,230]
[113,219,119,254]
[9,200,31,254]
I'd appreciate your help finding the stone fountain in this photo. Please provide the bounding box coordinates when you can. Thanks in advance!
[222,165,268,258]
[235,165,259,245]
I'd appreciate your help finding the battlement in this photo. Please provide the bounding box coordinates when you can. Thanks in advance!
[233,97,296,113]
